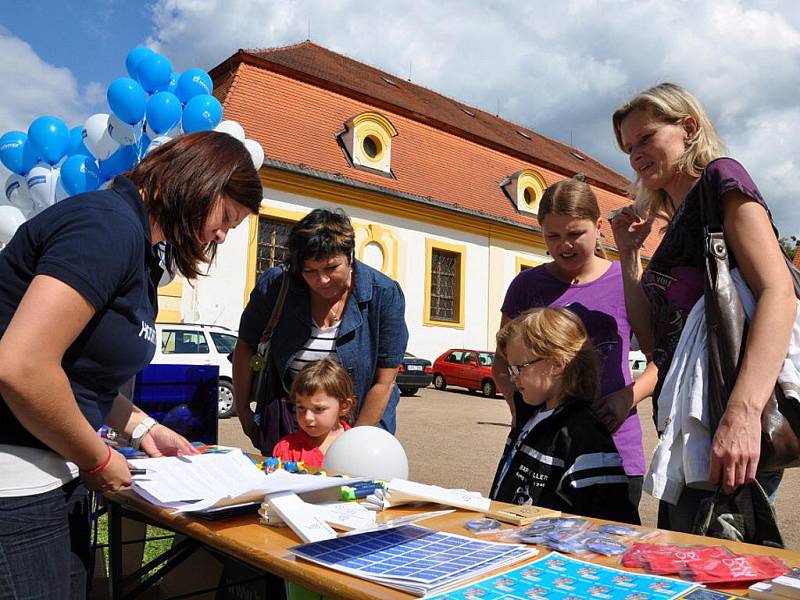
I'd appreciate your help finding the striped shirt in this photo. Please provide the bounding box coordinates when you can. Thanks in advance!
[288,321,340,377]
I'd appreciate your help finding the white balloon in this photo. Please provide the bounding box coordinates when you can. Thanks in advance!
[145,135,174,156]
[322,426,409,480]
[243,138,264,169]
[83,113,120,160]
[215,120,246,141]
[4,173,35,215]
[107,113,143,146]
[26,164,58,211]
[0,205,27,244]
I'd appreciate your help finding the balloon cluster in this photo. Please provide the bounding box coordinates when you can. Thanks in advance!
[0,46,265,245]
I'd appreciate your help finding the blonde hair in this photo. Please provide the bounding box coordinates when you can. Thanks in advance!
[538,177,608,259]
[612,83,726,221]
[496,307,600,403]
[290,358,355,422]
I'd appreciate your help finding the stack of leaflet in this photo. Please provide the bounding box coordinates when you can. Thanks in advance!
[382,479,492,512]
[289,524,538,597]
[750,568,800,599]
[128,452,364,513]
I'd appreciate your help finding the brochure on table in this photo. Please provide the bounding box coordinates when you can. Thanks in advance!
[128,451,365,512]
[290,524,538,597]
[424,551,699,600]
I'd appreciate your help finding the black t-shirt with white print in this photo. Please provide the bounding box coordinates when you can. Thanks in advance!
[0,176,160,450]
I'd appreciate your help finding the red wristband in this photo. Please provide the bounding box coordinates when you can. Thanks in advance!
[84,445,113,475]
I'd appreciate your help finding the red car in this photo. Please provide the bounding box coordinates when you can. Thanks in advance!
[432,349,498,398]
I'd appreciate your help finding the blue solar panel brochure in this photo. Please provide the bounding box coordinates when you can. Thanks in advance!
[289,524,538,596]
[424,551,699,600]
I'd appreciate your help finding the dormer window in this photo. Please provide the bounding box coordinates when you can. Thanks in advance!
[500,169,547,217]
[337,112,397,176]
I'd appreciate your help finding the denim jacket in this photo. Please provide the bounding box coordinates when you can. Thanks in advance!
[238,259,409,432]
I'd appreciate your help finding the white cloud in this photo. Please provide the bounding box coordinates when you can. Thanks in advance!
[0,34,100,133]
[143,0,800,234]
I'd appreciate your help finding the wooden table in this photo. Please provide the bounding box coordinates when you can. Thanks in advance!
[105,491,800,599]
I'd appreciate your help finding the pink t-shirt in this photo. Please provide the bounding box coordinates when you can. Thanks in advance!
[272,422,351,468]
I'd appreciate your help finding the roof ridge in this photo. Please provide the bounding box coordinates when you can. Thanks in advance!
[243,42,607,165]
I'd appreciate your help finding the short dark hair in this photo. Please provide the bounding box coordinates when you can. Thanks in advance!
[125,131,262,279]
[286,208,355,279]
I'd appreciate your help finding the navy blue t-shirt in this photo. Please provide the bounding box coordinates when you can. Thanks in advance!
[0,176,161,450]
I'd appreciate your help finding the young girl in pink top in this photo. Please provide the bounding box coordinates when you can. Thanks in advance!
[272,358,354,467]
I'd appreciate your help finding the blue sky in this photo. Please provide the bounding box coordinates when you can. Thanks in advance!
[0,2,154,92]
[1,0,799,234]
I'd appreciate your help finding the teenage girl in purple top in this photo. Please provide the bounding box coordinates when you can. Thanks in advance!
[493,178,657,507]
[610,83,794,532]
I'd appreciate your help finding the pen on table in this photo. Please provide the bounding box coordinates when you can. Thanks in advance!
[129,468,147,476]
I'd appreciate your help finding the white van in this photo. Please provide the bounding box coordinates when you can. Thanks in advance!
[152,323,238,418]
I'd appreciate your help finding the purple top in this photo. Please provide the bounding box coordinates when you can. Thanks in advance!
[643,158,772,422]
[502,261,645,476]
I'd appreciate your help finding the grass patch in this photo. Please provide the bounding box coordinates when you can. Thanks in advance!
[94,513,176,577]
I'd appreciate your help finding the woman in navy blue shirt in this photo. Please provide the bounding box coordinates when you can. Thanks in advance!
[233,209,409,454]
[0,131,262,598]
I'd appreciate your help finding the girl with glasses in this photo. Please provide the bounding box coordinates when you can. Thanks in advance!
[492,177,655,508]
[490,307,639,523]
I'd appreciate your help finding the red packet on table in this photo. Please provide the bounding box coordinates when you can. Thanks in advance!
[621,543,679,568]
[681,554,787,584]
[645,545,735,575]
[621,543,732,574]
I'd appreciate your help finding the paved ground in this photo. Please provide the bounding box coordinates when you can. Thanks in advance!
[218,386,800,550]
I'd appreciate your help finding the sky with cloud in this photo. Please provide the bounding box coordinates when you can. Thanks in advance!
[1,0,798,234]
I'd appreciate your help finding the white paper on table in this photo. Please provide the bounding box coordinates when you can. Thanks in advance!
[129,452,367,512]
[383,479,491,512]
[259,501,377,531]
[266,492,338,543]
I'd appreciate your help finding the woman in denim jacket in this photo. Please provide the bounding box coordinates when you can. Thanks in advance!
[232,208,409,453]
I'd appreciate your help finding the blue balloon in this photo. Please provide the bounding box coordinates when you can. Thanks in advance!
[60,154,101,196]
[99,143,138,180]
[67,126,91,157]
[137,133,151,158]
[166,71,179,94]
[146,92,182,135]
[175,68,213,104]
[181,94,222,133]
[107,78,147,125]
[137,53,173,93]
[125,47,155,80]
[28,116,70,165]
[0,131,39,175]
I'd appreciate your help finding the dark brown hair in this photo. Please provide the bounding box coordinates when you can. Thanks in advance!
[290,358,355,422]
[537,178,607,258]
[125,131,262,279]
[286,209,355,281]
[496,307,600,403]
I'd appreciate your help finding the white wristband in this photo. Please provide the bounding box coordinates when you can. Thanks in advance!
[130,417,158,451]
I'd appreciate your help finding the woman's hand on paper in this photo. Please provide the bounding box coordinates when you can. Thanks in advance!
[709,404,761,493]
[140,424,199,458]
[82,450,132,493]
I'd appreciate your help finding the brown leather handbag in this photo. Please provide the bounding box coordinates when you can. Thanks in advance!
[701,177,800,470]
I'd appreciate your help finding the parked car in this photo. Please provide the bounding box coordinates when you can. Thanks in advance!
[152,323,238,418]
[432,349,498,398]
[396,352,433,396]
[629,350,647,379]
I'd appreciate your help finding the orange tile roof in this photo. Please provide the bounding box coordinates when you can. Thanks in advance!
[793,247,800,269]
[210,41,661,256]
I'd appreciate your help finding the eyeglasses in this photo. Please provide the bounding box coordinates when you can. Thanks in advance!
[506,358,543,379]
